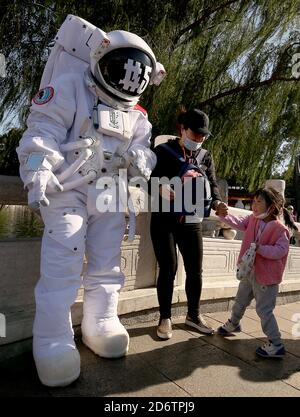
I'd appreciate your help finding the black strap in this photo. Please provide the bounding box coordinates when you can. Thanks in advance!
[160,143,186,163]
[160,143,207,166]
[196,148,208,165]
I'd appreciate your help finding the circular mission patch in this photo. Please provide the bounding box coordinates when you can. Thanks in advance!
[32,86,54,105]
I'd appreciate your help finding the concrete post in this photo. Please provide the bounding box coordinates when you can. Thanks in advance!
[265,179,285,197]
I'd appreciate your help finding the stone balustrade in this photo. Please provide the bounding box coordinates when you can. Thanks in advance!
[1,175,300,354]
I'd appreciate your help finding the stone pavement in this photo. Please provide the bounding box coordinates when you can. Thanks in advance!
[1,302,300,397]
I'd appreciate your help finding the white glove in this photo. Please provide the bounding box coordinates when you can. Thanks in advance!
[126,145,157,181]
[26,170,63,210]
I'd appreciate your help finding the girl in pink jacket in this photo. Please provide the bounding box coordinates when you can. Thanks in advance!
[216,187,298,358]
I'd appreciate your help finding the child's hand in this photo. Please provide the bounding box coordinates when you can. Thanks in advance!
[215,201,228,216]
[159,184,175,200]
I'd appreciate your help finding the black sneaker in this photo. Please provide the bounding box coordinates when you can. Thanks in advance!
[185,314,214,335]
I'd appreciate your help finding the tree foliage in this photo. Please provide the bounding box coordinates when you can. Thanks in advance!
[0,0,300,188]
[0,128,22,175]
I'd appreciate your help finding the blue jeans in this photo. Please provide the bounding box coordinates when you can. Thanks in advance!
[231,272,281,345]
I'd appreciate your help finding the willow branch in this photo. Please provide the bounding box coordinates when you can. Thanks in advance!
[198,76,300,106]
[173,0,239,46]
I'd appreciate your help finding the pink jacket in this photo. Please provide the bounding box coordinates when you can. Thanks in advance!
[219,214,290,285]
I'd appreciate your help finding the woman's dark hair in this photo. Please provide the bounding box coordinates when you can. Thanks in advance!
[177,109,188,129]
[176,106,187,135]
[253,187,298,231]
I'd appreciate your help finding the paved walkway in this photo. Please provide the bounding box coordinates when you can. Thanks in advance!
[1,302,300,397]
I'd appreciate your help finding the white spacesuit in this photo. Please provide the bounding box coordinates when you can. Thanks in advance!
[16,15,166,387]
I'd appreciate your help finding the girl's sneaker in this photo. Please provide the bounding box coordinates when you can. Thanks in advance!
[217,319,241,336]
[256,341,286,358]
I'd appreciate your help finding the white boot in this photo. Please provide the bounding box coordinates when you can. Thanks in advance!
[82,316,129,358]
[81,284,129,358]
[33,335,80,387]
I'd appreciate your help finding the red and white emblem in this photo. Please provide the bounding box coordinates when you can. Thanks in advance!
[32,86,54,105]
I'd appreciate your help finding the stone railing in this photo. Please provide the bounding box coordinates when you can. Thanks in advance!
[1,175,300,351]
[0,175,27,205]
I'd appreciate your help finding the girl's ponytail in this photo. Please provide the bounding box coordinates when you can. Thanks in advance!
[283,207,298,231]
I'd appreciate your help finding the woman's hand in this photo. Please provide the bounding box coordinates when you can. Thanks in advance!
[181,169,202,183]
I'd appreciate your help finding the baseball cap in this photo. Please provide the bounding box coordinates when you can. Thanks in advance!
[179,109,211,136]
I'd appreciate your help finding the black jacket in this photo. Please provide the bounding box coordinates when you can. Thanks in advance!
[150,137,222,212]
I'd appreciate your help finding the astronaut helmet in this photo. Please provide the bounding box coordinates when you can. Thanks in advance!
[89,30,166,108]
[95,47,153,100]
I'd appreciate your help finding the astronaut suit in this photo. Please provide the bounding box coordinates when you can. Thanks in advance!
[16,15,165,387]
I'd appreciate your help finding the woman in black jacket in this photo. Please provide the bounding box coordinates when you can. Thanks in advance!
[150,108,228,339]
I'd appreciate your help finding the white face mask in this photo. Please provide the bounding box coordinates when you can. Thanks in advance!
[184,137,202,152]
[253,208,270,220]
